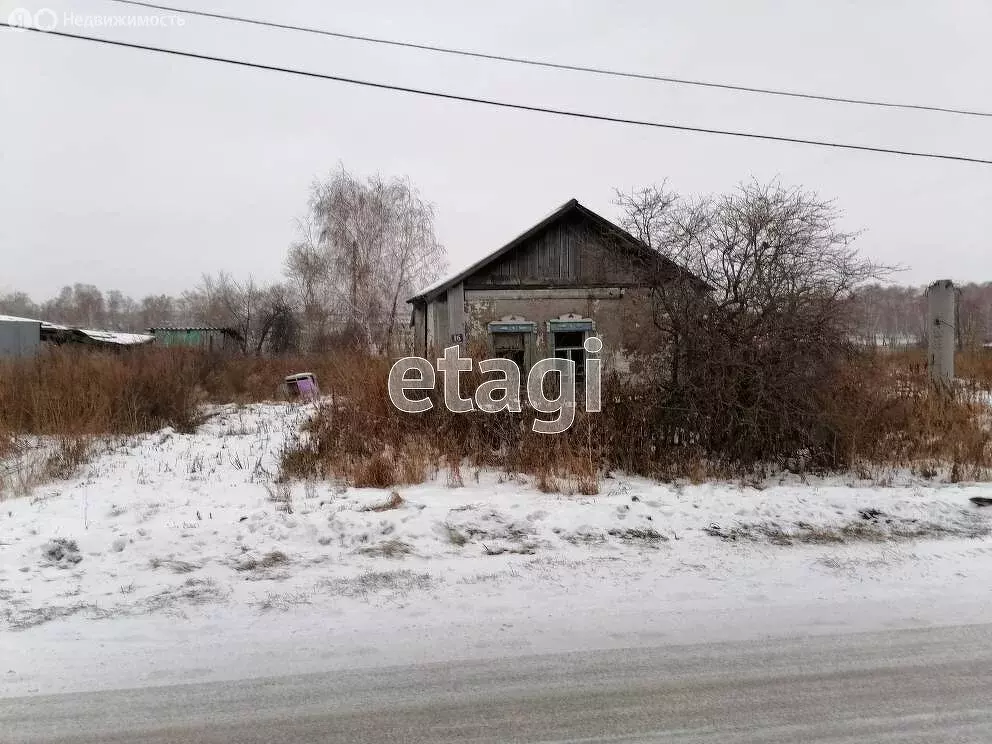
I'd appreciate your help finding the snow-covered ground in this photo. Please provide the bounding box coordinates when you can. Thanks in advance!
[2,401,992,697]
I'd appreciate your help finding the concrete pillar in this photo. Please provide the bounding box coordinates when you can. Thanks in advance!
[926,279,955,386]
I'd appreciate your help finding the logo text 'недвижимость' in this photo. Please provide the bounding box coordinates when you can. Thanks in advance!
[6,7,185,32]
[388,336,603,435]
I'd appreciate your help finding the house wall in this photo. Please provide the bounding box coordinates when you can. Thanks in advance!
[415,286,668,373]
[0,319,41,359]
[462,286,667,373]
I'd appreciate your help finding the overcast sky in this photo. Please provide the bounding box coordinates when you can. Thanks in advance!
[2,0,990,300]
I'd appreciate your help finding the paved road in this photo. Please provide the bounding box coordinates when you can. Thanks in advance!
[2,623,990,743]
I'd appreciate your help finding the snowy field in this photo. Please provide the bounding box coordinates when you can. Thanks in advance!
[2,401,992,696]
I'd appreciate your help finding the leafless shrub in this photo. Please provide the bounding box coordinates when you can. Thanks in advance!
[607,527,666,543]
[235,550,289,571]
[140,578,226,614]
[4,602,98,631]
[41,538,82,568]
[556,527,607,545]
[615,179,895,470]
[251,591,313,612]
[535,470,559,494]
[260,550,289,567]
[149,558,202,574]
[43,436,90,480]
[481,542,537,556]
[361,491,405,512]
[441,523,468,546]
[356,538,413,558]
[264,481,293,513]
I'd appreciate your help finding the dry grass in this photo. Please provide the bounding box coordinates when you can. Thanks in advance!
[234,550,290,572]
[280,349,992,489]
[279,355,637,488]
[0,346,376,496]
[704,507,990,545]
[955,349,992,390]
[820,353,992,479]
[0,346,379,438]
[4,345,990,496]
[0,347,202,435]
[356,538,413,558]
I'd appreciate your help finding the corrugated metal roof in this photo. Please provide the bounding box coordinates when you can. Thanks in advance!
[0,314,43,324]
[147,326,240,334]
[77,329,154,345]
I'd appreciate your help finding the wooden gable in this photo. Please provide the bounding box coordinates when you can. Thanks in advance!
[464,210,646,289]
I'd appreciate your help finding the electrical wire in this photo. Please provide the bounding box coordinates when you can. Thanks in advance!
[3,23,990,165]
[108,0,992,119]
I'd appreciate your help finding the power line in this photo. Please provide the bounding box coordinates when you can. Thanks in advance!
[109,0,992,120]
[3,22,991,166]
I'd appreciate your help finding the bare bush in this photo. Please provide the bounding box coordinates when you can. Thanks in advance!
[615,179,892,468]
[41,538,82,568]
[361,491,405,512]
[356,538,413,558]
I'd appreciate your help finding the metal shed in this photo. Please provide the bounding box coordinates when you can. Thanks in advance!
[0,315,42,359]
[146,327,243,352]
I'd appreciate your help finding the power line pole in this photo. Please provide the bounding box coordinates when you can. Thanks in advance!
[926,280,955,387]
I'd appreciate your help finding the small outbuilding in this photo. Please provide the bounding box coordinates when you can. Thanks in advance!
[0,315,42,359]
[147,327,243,353]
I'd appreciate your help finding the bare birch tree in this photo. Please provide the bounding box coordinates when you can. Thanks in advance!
[285,213,334,351]
[300,168,446,353]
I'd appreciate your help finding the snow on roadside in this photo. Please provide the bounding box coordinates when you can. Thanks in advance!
[1,400,990,638]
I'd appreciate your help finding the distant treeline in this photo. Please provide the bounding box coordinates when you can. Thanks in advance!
[851,282,992,349]
[0,168,446,355]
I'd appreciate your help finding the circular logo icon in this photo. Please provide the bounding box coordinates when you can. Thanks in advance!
[33,7,58,31]
[7,7,33,30]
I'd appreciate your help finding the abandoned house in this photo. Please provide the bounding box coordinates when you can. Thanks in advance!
[408,198,703,376]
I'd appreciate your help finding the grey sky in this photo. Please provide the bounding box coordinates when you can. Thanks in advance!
[2,0,990,300]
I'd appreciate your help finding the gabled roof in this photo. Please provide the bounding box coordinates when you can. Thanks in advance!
[408,198,699,304]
